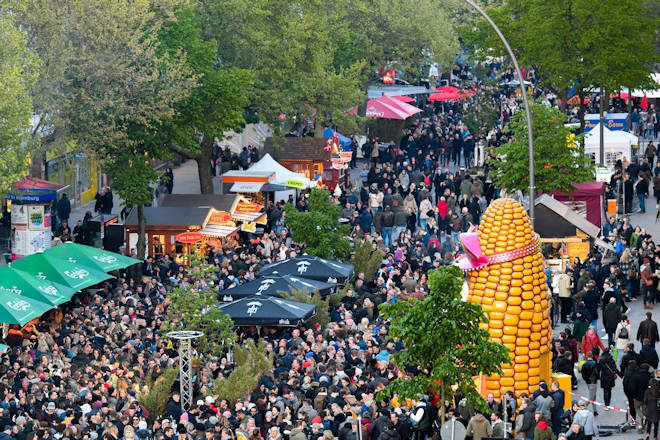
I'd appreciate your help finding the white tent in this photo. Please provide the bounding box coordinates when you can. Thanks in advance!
[585,122,638,166]
[250,154,313,188]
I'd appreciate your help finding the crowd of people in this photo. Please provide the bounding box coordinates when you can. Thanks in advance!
[2,59,659,440]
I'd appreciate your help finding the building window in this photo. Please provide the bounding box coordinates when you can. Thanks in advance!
[152,234,165,255]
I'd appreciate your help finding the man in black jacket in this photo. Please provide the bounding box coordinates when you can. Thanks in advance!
[518,398,536,440]
[391,410,412,440]
[550,382,565,436]
[639,338,660,369]
[580,351,600,414]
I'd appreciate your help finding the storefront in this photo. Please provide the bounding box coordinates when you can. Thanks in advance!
[123,194,266,264]
[45,149,99,206]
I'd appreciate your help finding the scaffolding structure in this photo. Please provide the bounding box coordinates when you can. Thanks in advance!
[167,330,203,411]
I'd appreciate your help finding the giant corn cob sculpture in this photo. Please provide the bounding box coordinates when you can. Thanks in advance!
[458,198,552,398]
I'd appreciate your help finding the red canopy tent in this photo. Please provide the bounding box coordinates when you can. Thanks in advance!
[390,95,416,103]
[550,181,606,229]
[436,86,460,93]
[365,96,422,120]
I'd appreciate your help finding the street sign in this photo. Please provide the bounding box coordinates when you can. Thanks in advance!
[595,167,611,182]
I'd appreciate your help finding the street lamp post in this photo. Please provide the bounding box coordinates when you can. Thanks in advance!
[462,0,536,226]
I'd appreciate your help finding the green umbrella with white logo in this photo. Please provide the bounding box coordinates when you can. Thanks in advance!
[0,266,73,306]
[10,252,113,291]
[0,290,54,325]
[45,243,141,273]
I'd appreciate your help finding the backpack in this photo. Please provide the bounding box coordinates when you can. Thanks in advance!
[619,325,629,339]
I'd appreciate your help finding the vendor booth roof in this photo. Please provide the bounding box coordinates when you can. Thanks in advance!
[533,194,600,239]
[229,182,287,193]
[585,123,639,146]
[124,207,210,227]
[322,128,351,148]
[263,138,330,163]
[198,224,238,238]
[159,194,236,211]
[550,182,605,229]
[250,152,313,187]
[13,177,68,191]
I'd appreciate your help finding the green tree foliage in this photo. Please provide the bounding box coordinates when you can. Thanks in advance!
[462,82,501,139]
[138,367,178,424]
[19,0,196,258]
[163,254,235,357]
[209,339,273,403]
[340,0,458,84]
[464,0,658,124]
[158,5,253,193]
[247,0,364,133]
[379,265,510,420]
[489,104,594,195]
[0,4,40,194]
[284,189,351,260]
[280,288,329,329]
[351,240,385,283]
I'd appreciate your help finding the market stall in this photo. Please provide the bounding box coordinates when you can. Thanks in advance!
[532,195,610,269]
[124,194,266,263]
[261,140,348,191]
[584,122,638,168]
[550,181,606,229]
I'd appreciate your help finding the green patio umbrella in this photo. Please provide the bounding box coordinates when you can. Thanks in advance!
[0,291,54,325]
[45,243,141,273]
[0,266,73,306]
[10,252,113,291]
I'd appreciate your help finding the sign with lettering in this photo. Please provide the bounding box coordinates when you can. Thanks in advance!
[175,232,203,243]
[207,210,232,225]
[285,179,306,189]
[235,200,262,214]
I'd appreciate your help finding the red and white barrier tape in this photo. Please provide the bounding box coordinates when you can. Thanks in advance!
[565,390,640,427]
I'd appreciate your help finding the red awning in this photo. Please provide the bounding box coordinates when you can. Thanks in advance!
[365,96,422,120]
[14,177,67,191]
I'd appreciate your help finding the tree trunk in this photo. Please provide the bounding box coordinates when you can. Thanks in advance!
[627,91,633,131]
[579,97,586,134]
[197,135,215,194]
[137,204,147,260]
[559,87,568,115]
[314,122,325,138]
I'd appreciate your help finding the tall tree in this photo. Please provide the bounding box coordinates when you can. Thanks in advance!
[489,104,594,195]
[463,0,658,130]
[19,0,196,257]
[284,189,351,260]
[0,4,40,194]
[379,265,510,421]
[163,254,235,357]
[158,5,253,193]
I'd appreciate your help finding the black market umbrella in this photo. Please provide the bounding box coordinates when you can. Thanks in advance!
[258,256,354,284]
[218,275,337,303]
[219,295,316,327]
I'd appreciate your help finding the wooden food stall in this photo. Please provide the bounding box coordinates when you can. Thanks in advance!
[262,137,348,191]
[123,194,266,264]
[533,194,611,271]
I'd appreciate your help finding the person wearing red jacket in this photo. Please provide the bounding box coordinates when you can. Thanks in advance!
[436,197,449,230]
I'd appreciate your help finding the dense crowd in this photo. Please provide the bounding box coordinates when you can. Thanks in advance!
[5,60,659,440]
